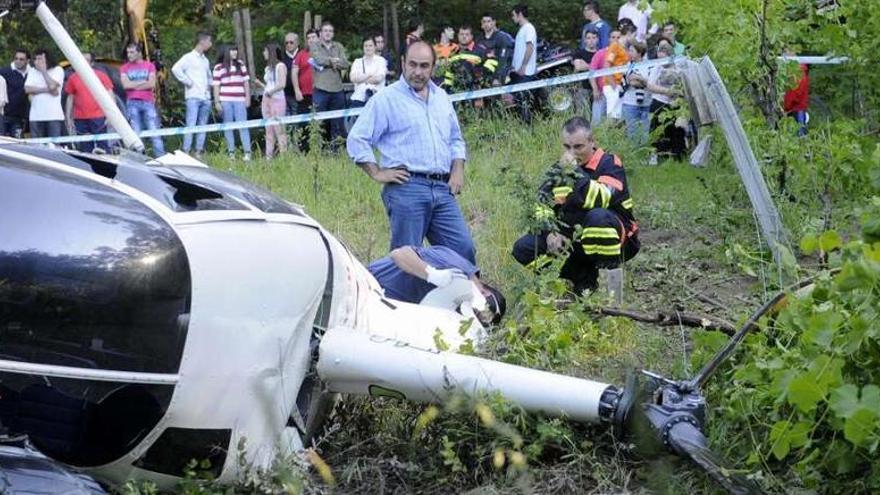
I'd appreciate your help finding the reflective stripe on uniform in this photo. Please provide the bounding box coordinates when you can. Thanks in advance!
[450,54,482,65]
[581,226,620,239]
[584,180,600,209]
[526,254,553,270]
[582,243,622,256]
[598,183,611,208]
[622,198,634,209]
[552,186,573,204]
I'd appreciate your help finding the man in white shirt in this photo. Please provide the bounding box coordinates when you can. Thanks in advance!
[510,4,539,124]
[172,32,213,157]
[24,48,65,138]
[618,0,652,42]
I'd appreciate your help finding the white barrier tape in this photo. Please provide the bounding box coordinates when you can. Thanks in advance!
[778,55,849,65]
[24,56,681,146]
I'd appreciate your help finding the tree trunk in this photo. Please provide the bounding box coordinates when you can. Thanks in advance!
[383,2,389,48]
[242,9,256,82]
[757,0,780,128]
[391,0,400,57]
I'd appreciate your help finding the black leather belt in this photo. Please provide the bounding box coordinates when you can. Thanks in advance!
[409,171,450,182]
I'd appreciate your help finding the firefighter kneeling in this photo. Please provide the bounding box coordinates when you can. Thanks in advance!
[512,117,640,293]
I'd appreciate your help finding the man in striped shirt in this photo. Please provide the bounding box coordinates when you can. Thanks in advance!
[346,41,475,263]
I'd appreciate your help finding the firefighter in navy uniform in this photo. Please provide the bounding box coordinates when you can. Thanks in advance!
[512,117,640,292]
[442,25,498,93]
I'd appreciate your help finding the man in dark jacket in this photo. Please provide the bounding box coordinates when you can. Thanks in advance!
[1,49,31,138]
[512,117,640,292]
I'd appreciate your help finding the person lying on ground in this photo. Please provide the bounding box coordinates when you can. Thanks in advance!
[368,245,506,326]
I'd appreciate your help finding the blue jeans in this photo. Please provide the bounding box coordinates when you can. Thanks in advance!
[312,89,346,149]
[381,176,476,263]
[791,110,807,136]
[184,98,211,153]
[29,120,63,138]
[220,101,252,153]
[591,95,606,126]
[622,104,650,146]
[126,99,165,156]
[1,115,25,138]
[74,117,108,153]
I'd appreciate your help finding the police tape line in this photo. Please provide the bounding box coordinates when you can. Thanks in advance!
[24,56,682,146]
[778,55,849,65]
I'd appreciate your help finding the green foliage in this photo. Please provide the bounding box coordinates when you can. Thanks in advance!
[696,203,880,492]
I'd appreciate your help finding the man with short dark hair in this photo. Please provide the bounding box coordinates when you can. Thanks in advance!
[374,33,396,80]
[369,245,506,326]
[510,4,538,123]
[347,41,475,263]
[64,52,114,152]
[0,49,31,138]
[662,21,686,56]
[582,1,611,49]
[477,13,514,85]
[120,43,165,156]
[442,26,497,92]
[512,117,639,293]
[310,21,350,149]
[172,32,213,157]
[405,21,425,46]
[572,28,599,116]
[24,48,64,138]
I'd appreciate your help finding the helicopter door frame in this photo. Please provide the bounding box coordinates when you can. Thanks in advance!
[0,360,180,385]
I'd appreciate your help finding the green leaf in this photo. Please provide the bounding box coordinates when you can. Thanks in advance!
[810,355,844,390]
[788,373,825,413]
[861,385,880,415]
[770,420,812,460]
[776,243,798,276]
[829,384,860,418]
[799,234,819,254]
[843,408,878,446]
[788,421,812,448]
[819,231,843,252]
[803,312,841,349]
[769,421,792,460]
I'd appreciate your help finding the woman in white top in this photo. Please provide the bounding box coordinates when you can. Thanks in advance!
[620,41,675,147]
[647,39,685,159]
[254,43,288,159]
[348,37,387,108]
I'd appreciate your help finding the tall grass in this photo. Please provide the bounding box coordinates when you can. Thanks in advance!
[192,110,808,493]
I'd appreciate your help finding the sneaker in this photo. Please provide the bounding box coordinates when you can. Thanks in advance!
[648,153,658,166]
[243,153,252,162]
[227,151,236,159]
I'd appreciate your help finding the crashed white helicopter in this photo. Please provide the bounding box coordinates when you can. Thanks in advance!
[0,2,768,494]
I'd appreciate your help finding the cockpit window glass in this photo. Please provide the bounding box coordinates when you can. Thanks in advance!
[166,165,303,215]
[0,160,190,373]
[0,145,247,212]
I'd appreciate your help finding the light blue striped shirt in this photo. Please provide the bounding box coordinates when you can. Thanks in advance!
[346,77,467,174]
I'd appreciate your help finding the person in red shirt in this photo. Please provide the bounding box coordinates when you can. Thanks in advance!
[283,31,314,151]
[783,63,809,136]
[64,52,115,153]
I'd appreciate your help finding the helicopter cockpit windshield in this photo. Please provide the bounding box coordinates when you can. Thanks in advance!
[0,155,189,466]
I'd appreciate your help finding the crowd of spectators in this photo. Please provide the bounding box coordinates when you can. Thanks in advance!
[0,1,808,161]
